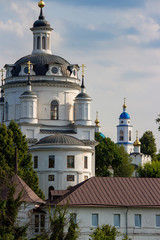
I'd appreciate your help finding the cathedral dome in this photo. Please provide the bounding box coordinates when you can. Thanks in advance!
[119,112,130,119]
[11,53,70,77]
[36,134,85,146]
[33,19,50,28]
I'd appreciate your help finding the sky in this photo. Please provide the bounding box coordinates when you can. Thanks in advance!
[0,0,160,150]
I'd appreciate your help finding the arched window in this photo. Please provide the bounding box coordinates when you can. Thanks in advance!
[37,36,40,49]
[51,100,59,120]
[129,130,131,141]
[5,102,8,121]
[119,130,124,141]
[42,36,46,49]
[47,37,49,49]
[48,186,54,199]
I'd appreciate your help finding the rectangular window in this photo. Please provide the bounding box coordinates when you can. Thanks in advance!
[114,214,120,228]
[135,214,141,228]
[35,215,39,232]
[34,156,38,168]
[40,214,45,232]
[156,215,160,227]
[67,175,74,181]
[92,214,98,227]
[67,156,74,168]
[84,156,88,169]
[49,155,55,168]
[71,213,77,224]
[48,175,54,181]
[84,176,88,181]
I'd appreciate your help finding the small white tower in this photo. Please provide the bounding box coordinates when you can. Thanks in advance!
[133,131,141,153]
[30,0,53,55]
[117,98,133,153]
[74,64,92,125]
[20,61,38,124]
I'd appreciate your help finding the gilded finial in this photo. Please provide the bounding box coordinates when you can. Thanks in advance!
[133,130,141,146]
[80,64,86,77]
[38,0,45,8]
[27,61,32,75]
[95,111,100,127]
[123,97,127,109]
[1,69,5,86]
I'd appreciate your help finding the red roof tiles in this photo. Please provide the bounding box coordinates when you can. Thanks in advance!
[52,177,160,208]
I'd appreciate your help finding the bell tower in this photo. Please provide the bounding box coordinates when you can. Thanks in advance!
[30,0,53,55]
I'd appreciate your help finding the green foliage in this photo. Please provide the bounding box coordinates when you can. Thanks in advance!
[90,224,132,240]
[0,121,44,199]
[0,171,28,240]
[90,224,120,240]
[137,161,160,177]
[95,132,134,177]
[49,205,79,240]
[139,131,157,160]
[113,146,134,177]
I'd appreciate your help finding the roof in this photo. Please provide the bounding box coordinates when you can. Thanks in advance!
[51,177,160,208]
[36,134,85,146]
[1,174,44,204]
[11,53,70,77]
[119,112,130,119]
[12,174,45,204]
[75,92,91,99]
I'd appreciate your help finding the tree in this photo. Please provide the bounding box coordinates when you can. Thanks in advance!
[89,224,131,240]
[95,132,134,177]
[137,161,160,177]
[0,170,28,240]
[113,146,134,177]
[49,205,79,240]
[0,121,44,199]
[139,131,157,160]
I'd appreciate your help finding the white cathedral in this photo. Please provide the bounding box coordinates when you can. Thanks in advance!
[0,0,97,199]
[0,0,151,199]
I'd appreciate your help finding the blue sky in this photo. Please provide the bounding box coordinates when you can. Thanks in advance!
[1,0,160,150]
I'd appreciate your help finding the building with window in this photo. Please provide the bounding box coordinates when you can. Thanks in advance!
[0,1,97,199]
[45,177,160,240]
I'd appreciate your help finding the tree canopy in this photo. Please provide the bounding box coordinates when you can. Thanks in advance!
[137,161,160,178]
[89,224,131,240]
[0,121,44,199]
[0,170,28,240]
[139,131,157,160]
[95,132,134,177]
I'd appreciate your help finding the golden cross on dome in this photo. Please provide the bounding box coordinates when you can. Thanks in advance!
[27,61,32,74]
[80,64,86,77]
[0,69,5,85]
[136,130,138,139]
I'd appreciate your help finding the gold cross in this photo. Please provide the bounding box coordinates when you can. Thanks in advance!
[96,111,99,120]
[124,97,126,105]
[0,69,5,85]
[136,130,138,139]
[27,61,32,74]
[80,64,86,77]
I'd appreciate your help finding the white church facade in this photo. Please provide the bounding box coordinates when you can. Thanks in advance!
[0,1,158,240]
[0,0,97,199]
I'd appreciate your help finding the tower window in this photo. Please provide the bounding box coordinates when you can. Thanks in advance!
[51,100,59,120]
[48,175,54,181]
[84,156,88,169]
[42,36,46,49]
[67,175,74,181]
[34,156,38,168]
[37,36,40,49]
[49,155,55,168]
[5,102,8,121]
[47,37,49,49]
[67,156,74,168]
[129,130,131,141]
[119,130,124,141]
